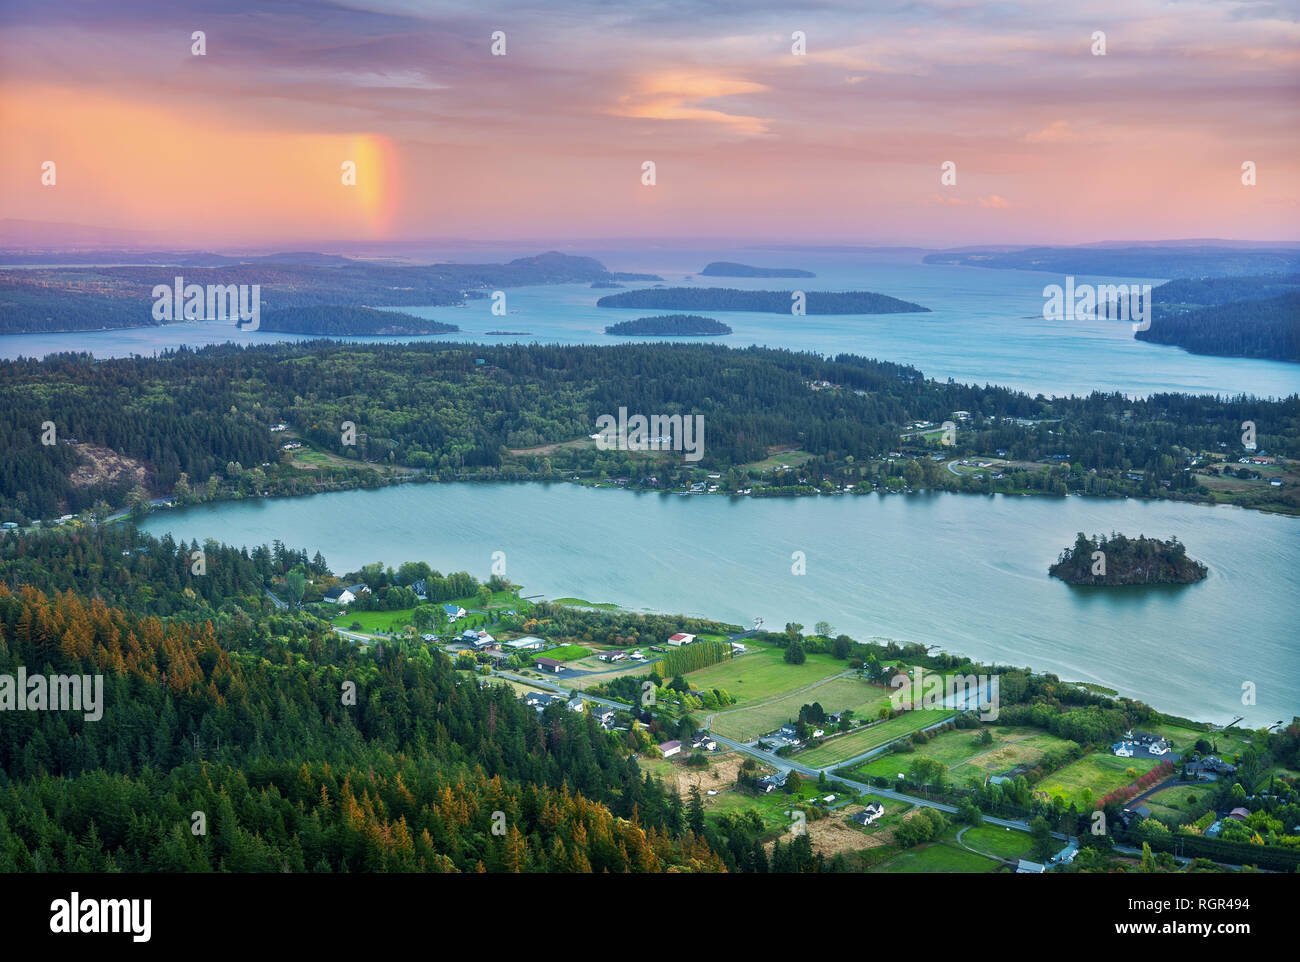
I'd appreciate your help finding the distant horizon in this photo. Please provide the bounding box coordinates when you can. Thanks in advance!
[2,218,1299,258]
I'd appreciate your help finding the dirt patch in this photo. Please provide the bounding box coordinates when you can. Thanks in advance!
[662,753,746,800]
[768,806,898,858]
[68,444,151,491]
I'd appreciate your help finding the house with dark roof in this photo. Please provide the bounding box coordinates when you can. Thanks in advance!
[323,587,355,605]
[1185,756,1236,779]
[443,603,466,621]
[756,772,788,794]
[524,691,561,711]
[659,740,682,758]
[534,657,565,673]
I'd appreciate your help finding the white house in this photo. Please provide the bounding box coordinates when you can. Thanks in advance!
[668,633,696,647]
[443,603,466,622]
[1113,741,1135,757]
[323,587,356,605]
[659,740,682,757]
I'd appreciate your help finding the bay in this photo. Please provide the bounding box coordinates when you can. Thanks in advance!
[140,481,1300,729]
[4,249,1297,399]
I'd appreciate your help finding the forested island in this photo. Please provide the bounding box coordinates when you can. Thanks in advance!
[3,340,1297,523]
[0,251,628,334]
[259,306,459,336]
[699,262,815,278]
[1136,289,1299,362]
[604,314,732,336]
[1049,533,1208,586]
[596,287,929,314]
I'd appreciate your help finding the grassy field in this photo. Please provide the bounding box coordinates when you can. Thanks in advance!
[1034,752,1160,808]
[685,644,844,709]
[961,824,1034,860]
[536,644,590,662]
[330,606,421,633]
[703,776,847,833]
[876,841,1000,873]
[950,728,1078,777]
[550,597,622,610]
[328,589,523,635]
[800,710,948,767]
[848,726,1039,782]
[709,675,892,740]
[1143,784,1212,822]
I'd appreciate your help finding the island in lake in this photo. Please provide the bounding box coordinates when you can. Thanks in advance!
[700,261,816,278]
[259,306,459,336]
[596,287,929,314]
[1049,533,1208,586]
[485,330,534,335]
[605,314,732,336]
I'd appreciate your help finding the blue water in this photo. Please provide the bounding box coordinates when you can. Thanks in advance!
[3,249,1297,399]
[141,482,1300,729]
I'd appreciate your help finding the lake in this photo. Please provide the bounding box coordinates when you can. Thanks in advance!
[140,481,1300,729]
[4,248,1298,399]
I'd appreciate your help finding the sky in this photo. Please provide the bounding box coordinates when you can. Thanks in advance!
[1,0,1298,249]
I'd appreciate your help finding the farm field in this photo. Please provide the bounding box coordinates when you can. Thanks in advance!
[686,644,844,708]
[876,841,1001,873]
[709,675,892,741]
[1034,752,1161,808]
[800,710,949,768]
[849,726,1027,782]
[953,729,1078,776]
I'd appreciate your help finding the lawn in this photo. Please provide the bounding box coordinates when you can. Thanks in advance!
[1034,752,1160,808]
[1143,784,1212,823]
[876,841,1000,873]
[961,824,1034,861]
[685,643,844,709]
[330,606,421,633]
[330,590,522,634]
[709,675,893,741]
[800,710,949,768]
[536,644,590,662]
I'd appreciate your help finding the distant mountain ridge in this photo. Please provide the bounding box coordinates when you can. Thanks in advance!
[923,245,1300,278]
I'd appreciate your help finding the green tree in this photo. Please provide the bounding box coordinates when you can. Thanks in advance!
[1029,816,1055,861]
[284,570,305,608]
[784,640,806,665]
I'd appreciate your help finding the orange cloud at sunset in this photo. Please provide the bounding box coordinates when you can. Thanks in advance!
[1,87,397,244]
